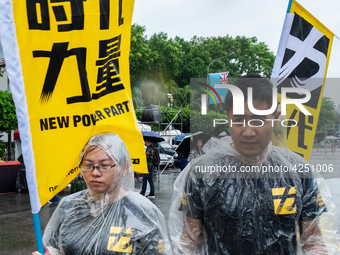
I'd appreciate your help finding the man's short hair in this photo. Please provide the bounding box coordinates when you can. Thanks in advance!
[224,74,277,115]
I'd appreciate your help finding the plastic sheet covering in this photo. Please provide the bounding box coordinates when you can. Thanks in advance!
[141,104,162,123]
[42,133,172,254]
[169,138,339,254]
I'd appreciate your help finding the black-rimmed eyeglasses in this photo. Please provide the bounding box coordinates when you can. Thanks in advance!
[80,164,116,172]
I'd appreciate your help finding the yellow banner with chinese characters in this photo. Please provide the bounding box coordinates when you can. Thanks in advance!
[4,0,147,211]
[271,0,333,161]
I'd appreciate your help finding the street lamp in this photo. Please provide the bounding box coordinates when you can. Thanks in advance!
[206,52,235,85]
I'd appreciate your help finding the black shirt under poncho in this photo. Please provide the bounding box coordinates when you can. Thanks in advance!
[180,145,326,255]
[43,191,169,255]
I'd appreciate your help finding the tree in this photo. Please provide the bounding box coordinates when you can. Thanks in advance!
[175,35,275,87]
[336,104,340,115]
[129,25,276,107]
[164,79,178,97]
[131,87,143,109]
[0,90,17,133]
[147,32,185,83]
[315,97,339,142]
[0,90,17,160]
[190,110,229,136]
[129,24,153,89]
[173,85,190,108]
[316,97,339,131]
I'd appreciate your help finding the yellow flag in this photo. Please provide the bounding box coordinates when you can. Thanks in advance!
[271,0,334,161]
[0,0,147,213]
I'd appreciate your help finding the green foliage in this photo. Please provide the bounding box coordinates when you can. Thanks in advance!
[131,87,143,109]
[130,25,185,90]
[164,79,178,100]
[190,110,229,136]
[173,85,190,108]
[158,106,190,133]
[315,97,339,142]
[160,106,179,122]
[135,106,144,120]
[161,106,186,131]
[0,143,5,158]
[0,90,17,133]
[316,97,339,131]
[129,24,153,87]
[129,24,276,136]
[314,130,325,143]
[174,35,275,86]
[129,24,275,108]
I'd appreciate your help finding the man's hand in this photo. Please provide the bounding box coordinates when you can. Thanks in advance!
[301,219,327,254]
[179,217,203,254]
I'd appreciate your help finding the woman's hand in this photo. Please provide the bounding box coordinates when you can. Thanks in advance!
[32,242,51,255]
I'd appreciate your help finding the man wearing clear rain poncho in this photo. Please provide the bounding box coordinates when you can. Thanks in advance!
[169,74,339,254]
[32,133,172,255]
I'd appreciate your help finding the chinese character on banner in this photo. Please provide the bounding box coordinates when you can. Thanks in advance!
[271,0,333,161]
[0,0,147,214]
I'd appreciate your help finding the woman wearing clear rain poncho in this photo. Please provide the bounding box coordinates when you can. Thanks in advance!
[32,133,172,255]
[168,74,340,255]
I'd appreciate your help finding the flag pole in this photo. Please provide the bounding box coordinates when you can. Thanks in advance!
[0,1,45,254]
[33,213,45,254]
[286,0,293,13]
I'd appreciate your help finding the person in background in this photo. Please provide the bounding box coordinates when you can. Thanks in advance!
[140,139,156,198]
[188,138,205,162]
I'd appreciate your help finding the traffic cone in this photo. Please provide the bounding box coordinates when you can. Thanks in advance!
[317,148,319,153]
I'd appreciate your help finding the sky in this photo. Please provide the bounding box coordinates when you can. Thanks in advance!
[132,0,340,107]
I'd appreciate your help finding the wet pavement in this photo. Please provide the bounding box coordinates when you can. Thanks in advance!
[0,168,180,255]
[309,147,340,179]
[1,147,340,254]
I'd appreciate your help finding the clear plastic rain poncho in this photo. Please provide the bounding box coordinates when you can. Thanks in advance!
[43,133,172,255]
[169,137,340,254]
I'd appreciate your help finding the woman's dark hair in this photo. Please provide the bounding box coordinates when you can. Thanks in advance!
[193,138,203,151]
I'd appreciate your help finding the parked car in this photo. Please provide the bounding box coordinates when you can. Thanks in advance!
[159,153,174,167]
[153,141,179,167]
